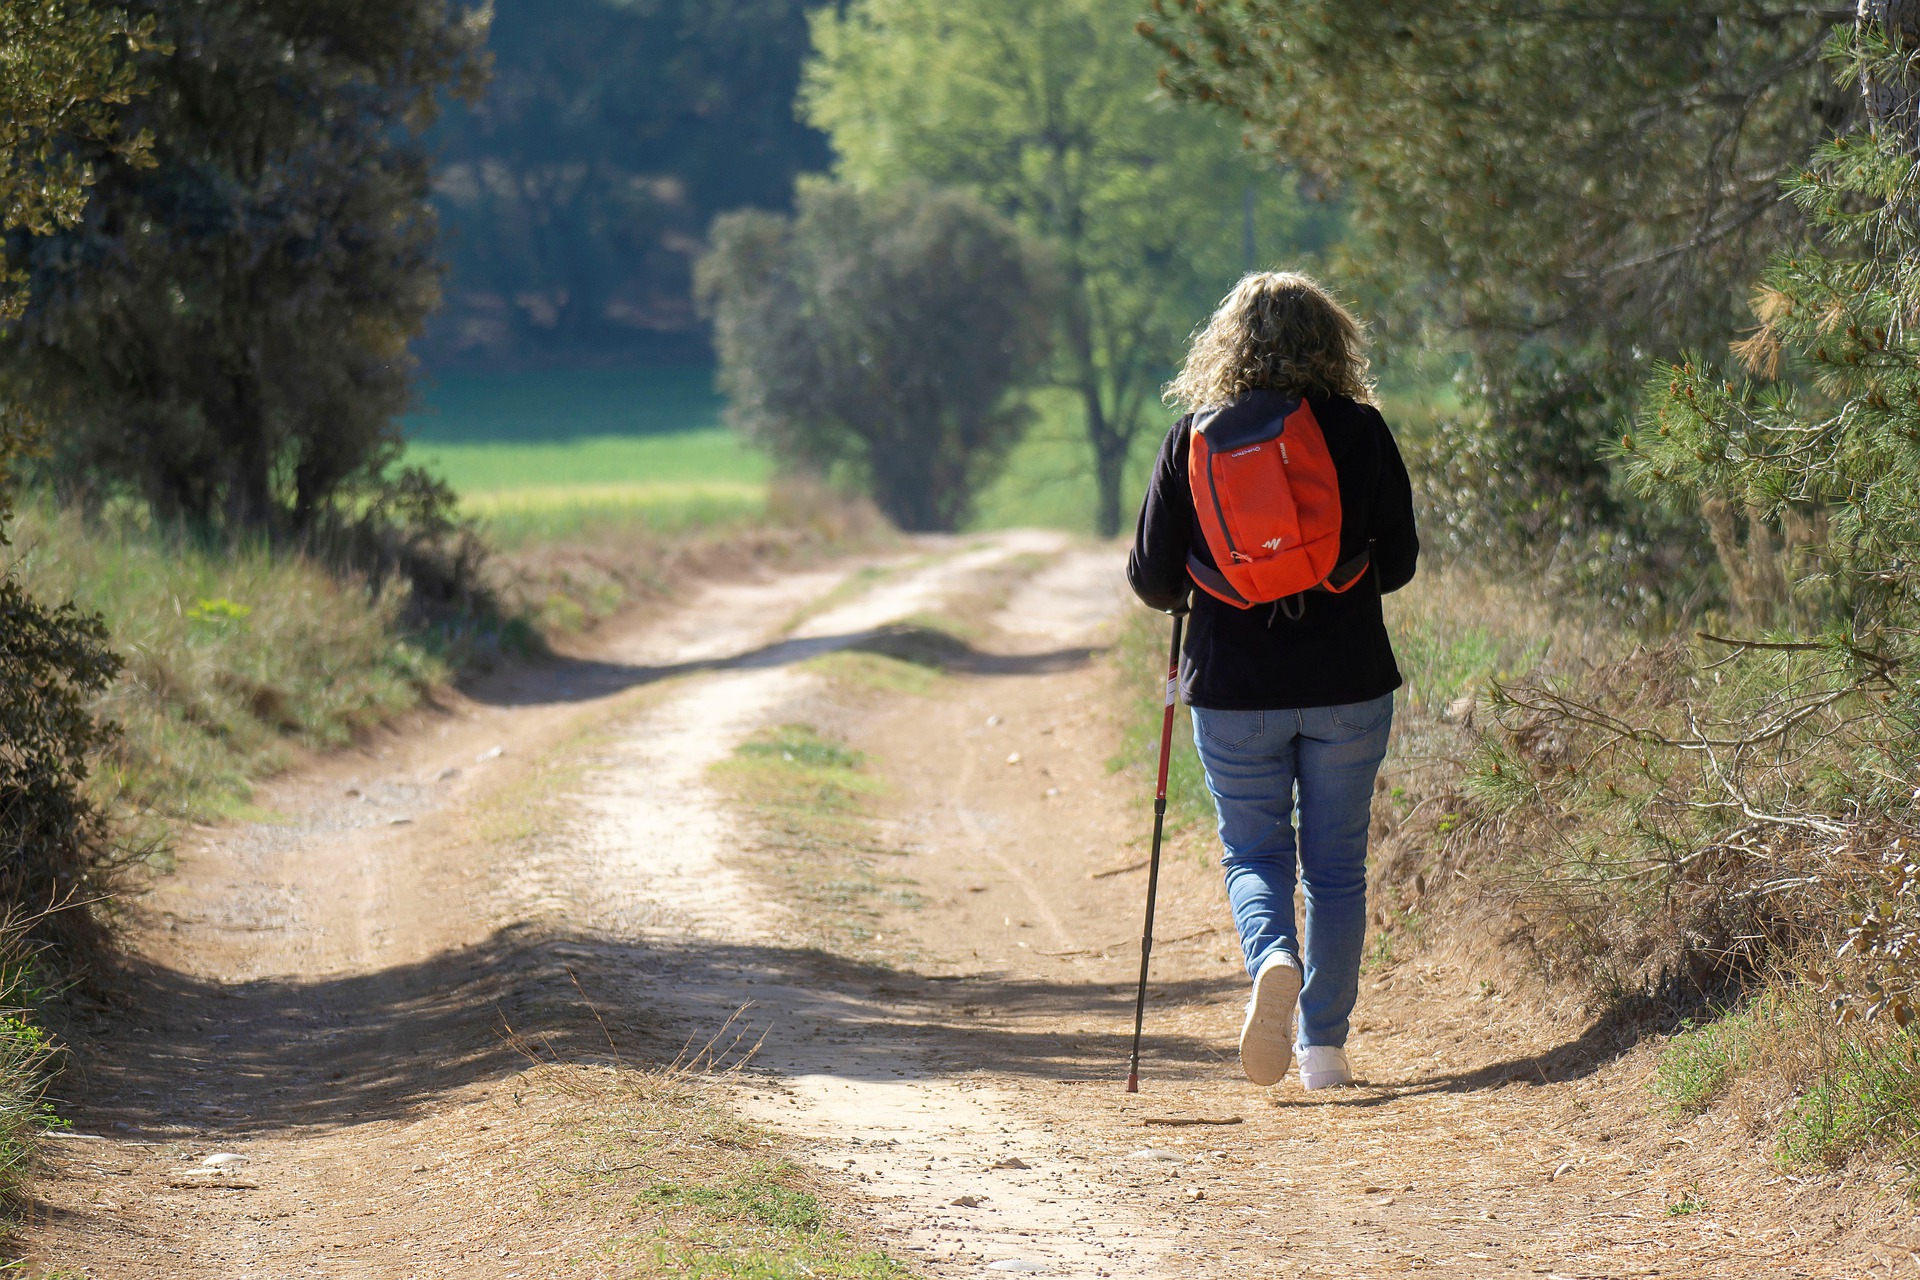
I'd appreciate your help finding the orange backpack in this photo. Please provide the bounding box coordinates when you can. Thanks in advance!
[1186,397,1370,612]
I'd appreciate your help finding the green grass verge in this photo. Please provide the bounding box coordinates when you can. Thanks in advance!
[631,1164,908,1279]
[1651,988,1920,1178]
[1654,1010,1761,1118]
[1381,566,1568,716]
[1776,1026,1920,1173]
[9,501,449,826]
[1109,606,1212,844]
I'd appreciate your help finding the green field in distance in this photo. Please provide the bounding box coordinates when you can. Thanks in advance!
[403,366,774,544]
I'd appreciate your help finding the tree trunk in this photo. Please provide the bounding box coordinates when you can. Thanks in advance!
[1860,0,1920,153]
[1057,259,1128,537]
[1087,388,1128,539]
[220,373,275,536]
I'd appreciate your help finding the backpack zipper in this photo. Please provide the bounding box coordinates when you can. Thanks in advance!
[1206,443,1248,563]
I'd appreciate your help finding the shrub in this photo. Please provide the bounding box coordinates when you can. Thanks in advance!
[1452,19,1920,1027]
[0,410,126,962]
[0,572,122,957]
[698,180,1056,532]
[6,0,489,540]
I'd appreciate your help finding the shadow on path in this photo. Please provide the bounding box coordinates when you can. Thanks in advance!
[464,624,1100,709]
[1272,994,1680,1109]
[61,925,1226,1142]
[61,912,1675,1146]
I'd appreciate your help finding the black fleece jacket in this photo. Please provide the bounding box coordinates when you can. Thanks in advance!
[1126,390,1419,710]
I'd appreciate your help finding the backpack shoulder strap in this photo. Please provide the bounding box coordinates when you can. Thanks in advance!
[1186,550,1252,608]
[1316,549,1372,594]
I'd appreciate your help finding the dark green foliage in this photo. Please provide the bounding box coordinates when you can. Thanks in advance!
[4,0,489,537]
[1407,348,1715,613]
[698,182,1056,532]
[424,0,830,367]
[1629,60,1920,641]
[0,0,147,966]
[0,1,157,319]
[1143,1,1848,565]
[0,430,124,966]
[1456,21,1920,1037]
[0,575,121,955]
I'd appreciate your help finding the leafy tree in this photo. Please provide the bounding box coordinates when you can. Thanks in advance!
[1630,14,1920,640]
[0,1,148,955]
[1484,9,1920,1021]
[1142,1,1850,559]
[4,0,489,536]
[697,181,1055,532]
[0,2,157,323]
[803,0,1336,536]
[424,0,832,367]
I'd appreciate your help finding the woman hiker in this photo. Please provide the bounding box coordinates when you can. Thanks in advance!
[1126,271,1419,1091]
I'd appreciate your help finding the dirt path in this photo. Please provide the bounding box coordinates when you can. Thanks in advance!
[24,533,1916,1278]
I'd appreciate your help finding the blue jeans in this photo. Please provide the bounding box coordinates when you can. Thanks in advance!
[1190,693,1394,1050]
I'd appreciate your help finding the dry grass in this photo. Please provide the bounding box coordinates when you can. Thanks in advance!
[497,1011,910,1279]
[497,477,891,638]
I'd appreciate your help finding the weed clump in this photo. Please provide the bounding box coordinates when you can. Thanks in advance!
[1776,1026,1920,1173]
[1655,1012,1759,1117]
[713,723,908,952]
[514,1044,907,1278]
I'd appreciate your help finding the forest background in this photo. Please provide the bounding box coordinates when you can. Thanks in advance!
[3,0,1920,1237]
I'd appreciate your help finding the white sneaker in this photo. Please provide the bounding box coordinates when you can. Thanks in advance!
[1239,952,1302,1086]
[1298,1044,1353,1090]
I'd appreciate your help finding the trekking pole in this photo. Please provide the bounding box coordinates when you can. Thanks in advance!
[1126,609,1185,1093]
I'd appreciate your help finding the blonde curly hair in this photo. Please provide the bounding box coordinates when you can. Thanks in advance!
[1164,271,1374,411]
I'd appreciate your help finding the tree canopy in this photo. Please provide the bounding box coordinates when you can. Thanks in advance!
[804,0,1340,536]
[0,2,157,326]
[698,181,1055,532]
[423,0,831,367]
[0,0,145,958]
[1142,1,1850,572]
[3,0,489,536]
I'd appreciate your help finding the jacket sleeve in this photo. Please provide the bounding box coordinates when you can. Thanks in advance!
[1126,419,1195,613]
[1368,408,1420,595]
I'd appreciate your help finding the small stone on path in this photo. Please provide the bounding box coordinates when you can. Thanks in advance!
[1127,1147,1188,1163]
